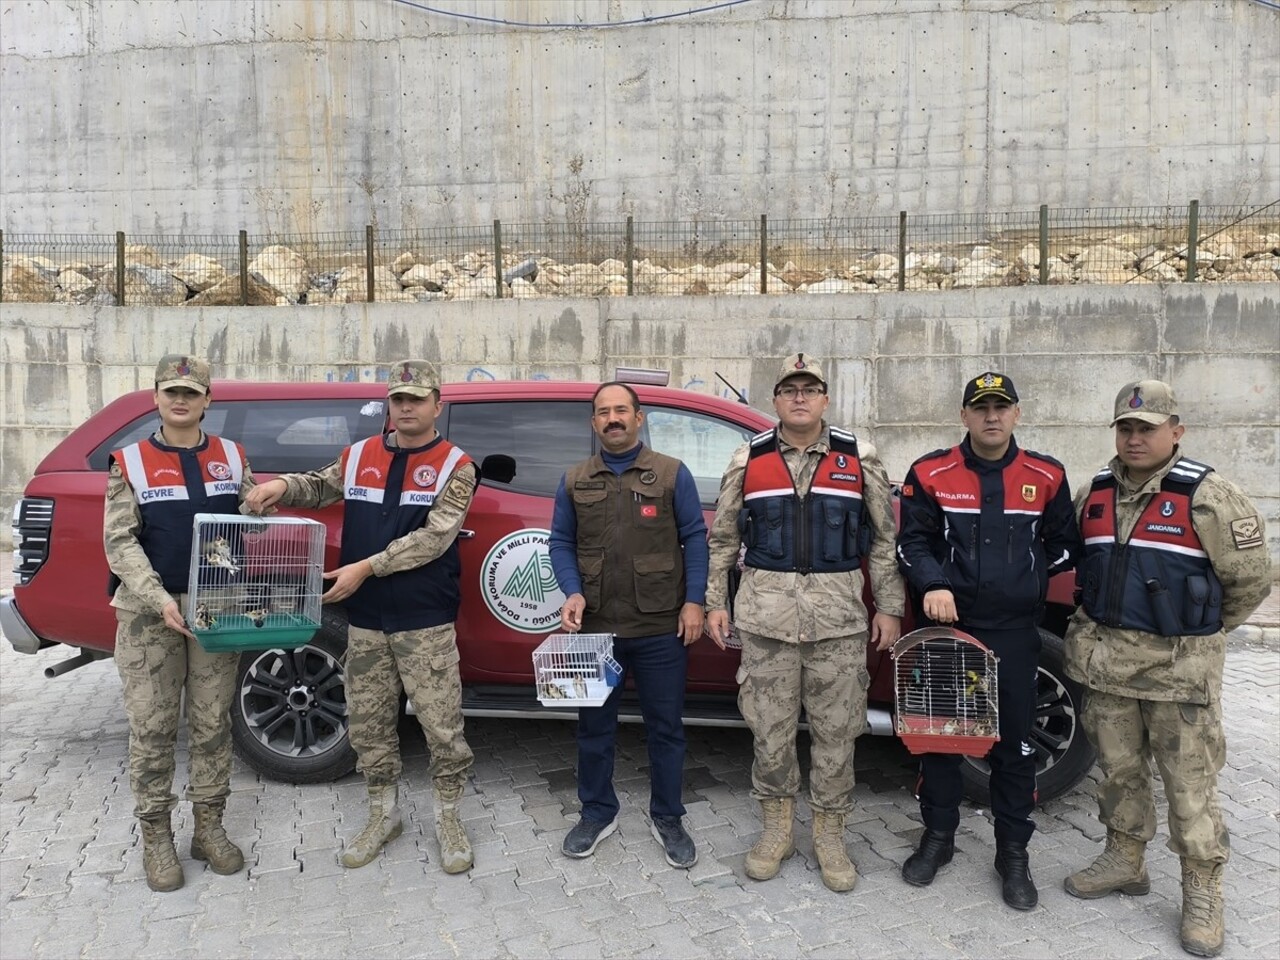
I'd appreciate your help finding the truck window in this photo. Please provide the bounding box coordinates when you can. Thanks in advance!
[641,407,755,508]
[446,400,592,498]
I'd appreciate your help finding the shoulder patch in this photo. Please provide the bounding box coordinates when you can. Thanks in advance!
[1230,515,1263,550]
[439,474,474,511]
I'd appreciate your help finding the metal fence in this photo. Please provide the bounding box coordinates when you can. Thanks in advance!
[2,201,1276,306]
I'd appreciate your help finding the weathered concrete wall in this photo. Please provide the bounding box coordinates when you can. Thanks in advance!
[2,0,1277,234]
[2,285,1277,563]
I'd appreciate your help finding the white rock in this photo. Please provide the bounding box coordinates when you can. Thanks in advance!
[250,245,310,300]
[509,278,538,298]
[710,261,752,281]
[1018,244,1040,268]
[599,258,627,275]
[173,253,227,292]
[4,261,57,301]
[124,244,162,268]
[58,269,94,295]
[449,278,492,300]
[723,277,761,295]
[390,251,417,275]
[868,253,897,272]
[803,278,858,294]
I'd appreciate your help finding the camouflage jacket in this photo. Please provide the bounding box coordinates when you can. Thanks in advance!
[1064,450,1272,704]
[272,436,477,577]
[103,431,258,615]
[706,424,905,642]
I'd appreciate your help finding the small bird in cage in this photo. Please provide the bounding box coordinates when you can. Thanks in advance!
[964,669,987,698]
[539,679,568,699]
[245,606,271,628]
[972,718,996,737]
[191,602,217,630]
[571,675,588,699]
[203,536,240,576]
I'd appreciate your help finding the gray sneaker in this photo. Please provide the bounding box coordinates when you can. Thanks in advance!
[651,815,697,869]
[562,816,618,858]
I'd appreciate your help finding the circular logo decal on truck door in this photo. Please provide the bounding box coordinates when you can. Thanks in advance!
[481,528,566,634]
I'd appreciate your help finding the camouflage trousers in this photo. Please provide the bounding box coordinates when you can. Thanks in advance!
[736,629,870,813]
[1082,688,1229,864]
[346,623,474,789]
[114,601,238,818]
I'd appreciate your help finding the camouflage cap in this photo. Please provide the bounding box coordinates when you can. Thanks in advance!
[775,352,827,390]
[1111,379,1177,426]
[155,354,211,394]
[387,358,440,398]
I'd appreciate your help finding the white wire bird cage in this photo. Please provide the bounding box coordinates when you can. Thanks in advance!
[186,513,326,652]
[891,626,1000,757]
[531,633,622,707]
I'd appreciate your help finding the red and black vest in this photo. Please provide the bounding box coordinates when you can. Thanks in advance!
[1079,457,1222,636]
[338,433,473,632]
[739,427,866,574]
[112,434,245,593]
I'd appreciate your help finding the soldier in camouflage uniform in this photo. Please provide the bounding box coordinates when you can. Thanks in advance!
[1063,380,1272,958]
[706,354,905,892]
[246,359,477,875]
[104,355,255,892]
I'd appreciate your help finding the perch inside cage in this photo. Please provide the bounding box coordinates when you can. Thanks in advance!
[186,513,326,652]
[891,626,1000,757]
[530,632,622,707]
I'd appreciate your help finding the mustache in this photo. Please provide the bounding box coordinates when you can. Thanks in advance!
[605,421,626,431]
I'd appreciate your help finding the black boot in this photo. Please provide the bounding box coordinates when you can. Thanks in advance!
[902,829,955,887]
[994,840,1038,910]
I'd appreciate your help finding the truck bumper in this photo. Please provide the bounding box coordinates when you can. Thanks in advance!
[0,596,43,654]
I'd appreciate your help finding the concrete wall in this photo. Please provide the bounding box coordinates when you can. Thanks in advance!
[2,0,1277,234]
[2,284,1278,563]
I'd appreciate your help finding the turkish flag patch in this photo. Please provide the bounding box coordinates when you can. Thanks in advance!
[641,504,658,518]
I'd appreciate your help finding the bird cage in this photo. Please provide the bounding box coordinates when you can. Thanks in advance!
[186,513,326,653]
[530,633,622,707]
[891,626,1000,757]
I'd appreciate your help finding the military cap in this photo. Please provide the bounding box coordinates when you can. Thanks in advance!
[155,355,211,394]
[775,353,827,390]
[962,371,1018,406]
[387,358,440,398]
[1111,379,1177,426]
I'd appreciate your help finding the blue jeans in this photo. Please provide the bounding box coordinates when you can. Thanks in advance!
[576,631,688,823]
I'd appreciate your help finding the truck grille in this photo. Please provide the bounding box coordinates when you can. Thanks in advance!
[12,498,53,585]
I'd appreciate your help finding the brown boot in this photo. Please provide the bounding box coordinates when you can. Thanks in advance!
[811,809,857,893]
[340,783,403,868]
[1064,831,1150,899]
[139,815,184,892]
[745,797,795,881]
[434,778,473,875]
[190,800,245,875]
[1181,859,1225,957]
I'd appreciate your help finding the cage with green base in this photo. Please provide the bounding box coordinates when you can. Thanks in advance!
[186,513,326,652]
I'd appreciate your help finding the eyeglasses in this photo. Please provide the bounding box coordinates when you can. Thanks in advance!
[776,384,825,400]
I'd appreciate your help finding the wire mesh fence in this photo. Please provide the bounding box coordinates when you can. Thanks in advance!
[2,201,1276,305]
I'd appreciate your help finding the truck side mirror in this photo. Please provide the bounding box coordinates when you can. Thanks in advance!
[479,454,517,485]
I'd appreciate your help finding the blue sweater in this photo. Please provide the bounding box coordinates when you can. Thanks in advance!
[549,444,709,605]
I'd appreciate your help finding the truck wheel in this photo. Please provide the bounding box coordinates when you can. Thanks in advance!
[230,609,356,784]
[959,628,1096,805]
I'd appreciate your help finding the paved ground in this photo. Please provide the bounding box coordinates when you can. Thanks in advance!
[2,573,1277,960]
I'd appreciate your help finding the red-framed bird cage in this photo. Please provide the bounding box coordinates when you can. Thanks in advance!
[891,626,1000,757]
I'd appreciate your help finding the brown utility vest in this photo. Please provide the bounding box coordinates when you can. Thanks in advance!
[565,446,686,639]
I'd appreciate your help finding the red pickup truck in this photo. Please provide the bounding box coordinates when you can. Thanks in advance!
[3,377,1092,803]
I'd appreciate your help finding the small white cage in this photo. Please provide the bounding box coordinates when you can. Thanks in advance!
[891,626,1000,757]
[186,513,326,652]
[530,633,622,707]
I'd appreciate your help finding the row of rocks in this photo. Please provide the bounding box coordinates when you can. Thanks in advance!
[4,232,1278,304]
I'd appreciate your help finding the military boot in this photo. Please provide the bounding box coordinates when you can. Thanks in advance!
[434,778,473,875]
[1064,831,1150,899]
[139,814,184,892]
[811,810,857,893]
[339,783,403,868]
[1180,859,1225,957]
[994,840,1038,910]
[902,829,955,887]
[190,800,244,875]
[745,797,795,881]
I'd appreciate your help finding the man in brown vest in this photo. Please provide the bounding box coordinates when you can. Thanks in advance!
[548,381,709,868]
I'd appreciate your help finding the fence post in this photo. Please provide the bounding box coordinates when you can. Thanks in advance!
[493,219,503,299]
[0,229,5,303]
[116,231,126,306]
[897,211,907,292]
[1039,204,1049,285]
[365,225,375,302]
[1185,199,1199,283]
[625,216,634,296]
[759,214,768,294]
[238,230,249,305]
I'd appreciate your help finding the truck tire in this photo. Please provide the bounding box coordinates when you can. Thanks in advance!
[959,628,1096,805]
[230,608,357,784]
